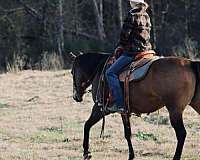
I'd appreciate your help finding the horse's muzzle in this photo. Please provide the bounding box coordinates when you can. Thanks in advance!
[73,91,83,102]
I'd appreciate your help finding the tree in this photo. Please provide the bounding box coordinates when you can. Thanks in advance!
[118,0,123,27]
[55,0,64,65]
[92,0,106,41]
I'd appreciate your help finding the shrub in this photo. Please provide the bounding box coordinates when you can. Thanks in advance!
[6,53,27,72]
[38,52,64,71]
[173,37,199,60]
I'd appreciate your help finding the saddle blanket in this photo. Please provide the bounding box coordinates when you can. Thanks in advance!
[119,55,161,82]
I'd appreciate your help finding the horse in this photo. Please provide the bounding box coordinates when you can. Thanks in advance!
[71,52,200,160]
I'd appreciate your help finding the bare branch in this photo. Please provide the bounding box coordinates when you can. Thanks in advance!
[4,8,24,15]
[16,0,43,21]
[92,0,106,41]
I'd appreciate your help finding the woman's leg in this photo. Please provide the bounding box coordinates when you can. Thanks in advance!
[105,54,133,110]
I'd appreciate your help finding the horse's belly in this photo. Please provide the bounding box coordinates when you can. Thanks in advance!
[129,90,164,114]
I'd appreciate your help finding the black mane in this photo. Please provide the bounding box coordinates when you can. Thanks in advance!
[74,52,110,77]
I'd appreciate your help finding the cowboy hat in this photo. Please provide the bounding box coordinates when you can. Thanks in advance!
[129,0,145,4]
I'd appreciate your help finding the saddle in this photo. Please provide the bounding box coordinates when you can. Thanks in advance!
[119,51,160,82]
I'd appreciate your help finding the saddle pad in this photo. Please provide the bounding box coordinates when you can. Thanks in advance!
[119,56,161,82]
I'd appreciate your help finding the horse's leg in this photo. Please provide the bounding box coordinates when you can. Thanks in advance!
[83,104,104,160]
[121,114,135,160]
[167,106,186,160]
[190,103,200,115]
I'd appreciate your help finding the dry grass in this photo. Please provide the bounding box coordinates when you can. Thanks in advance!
[39,52,64,71]
[173,37,199,60]
[6,54,27,73]
[0,70,200,160]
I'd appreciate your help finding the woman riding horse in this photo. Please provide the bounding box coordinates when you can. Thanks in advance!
[71,0,200,159]
[105,0,152,113]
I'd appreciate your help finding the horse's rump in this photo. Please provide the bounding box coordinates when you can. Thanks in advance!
[128,57,196,114]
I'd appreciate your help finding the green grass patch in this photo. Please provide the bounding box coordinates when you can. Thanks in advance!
[134,130,158,141]
[30,130,68,144]
[65,121,82,132]
[0,103,10,109]
[39,126,63,133]
[143,115,169,125]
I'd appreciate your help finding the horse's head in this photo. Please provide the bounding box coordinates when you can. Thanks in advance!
[71,54,91,102]
[71,52,110,102]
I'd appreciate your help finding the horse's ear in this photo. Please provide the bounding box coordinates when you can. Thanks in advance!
[79,51,84,55]
[69,52,77,61]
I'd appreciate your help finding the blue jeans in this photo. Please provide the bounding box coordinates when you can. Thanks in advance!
[105,54,134,106]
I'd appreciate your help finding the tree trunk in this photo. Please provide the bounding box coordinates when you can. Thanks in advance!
[92,0,106,41]
[118,0,123,27]
[56,0,64,65]
[185,0,191,38]
[150,0,156,49]
[74,0,78,35]
[161,0,169,53]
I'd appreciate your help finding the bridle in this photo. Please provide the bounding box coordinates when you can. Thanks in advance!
[73,56,108,96]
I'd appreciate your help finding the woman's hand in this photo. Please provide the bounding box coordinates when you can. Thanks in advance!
[107,56,116,65]
[114,46,124,58]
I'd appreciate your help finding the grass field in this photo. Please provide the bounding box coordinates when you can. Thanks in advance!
[0,70,200,160]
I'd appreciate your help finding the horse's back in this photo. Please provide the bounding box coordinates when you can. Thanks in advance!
[129,57,196,114]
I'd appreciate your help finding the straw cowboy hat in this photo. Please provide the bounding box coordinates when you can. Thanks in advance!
[129,0,148,9]
[129,0,145,4]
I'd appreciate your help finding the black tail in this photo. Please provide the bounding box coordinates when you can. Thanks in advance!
[192,61,200,81]
[191,61,200,101]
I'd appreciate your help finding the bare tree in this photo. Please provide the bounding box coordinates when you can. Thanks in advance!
[184,0,191,38]
[118,0,123,27]
[17,0,43,21]
[92,0,106,41]
[150,0,157,49]
[57,0,64,64]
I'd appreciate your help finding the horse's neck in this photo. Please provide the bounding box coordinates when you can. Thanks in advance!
[81,53,108,101]
[82,53,109,83]
[91,69,103,101]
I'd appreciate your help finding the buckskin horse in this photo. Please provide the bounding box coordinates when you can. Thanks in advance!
[71,52,200,160]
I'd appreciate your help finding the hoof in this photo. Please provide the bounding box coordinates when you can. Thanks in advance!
[128,154,135,160]
[83,153,92,160]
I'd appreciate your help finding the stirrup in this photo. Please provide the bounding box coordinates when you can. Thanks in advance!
[117,108,126,114]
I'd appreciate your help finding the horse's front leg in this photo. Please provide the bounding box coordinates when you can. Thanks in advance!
[121,114,135,160]
[83,104,104,160]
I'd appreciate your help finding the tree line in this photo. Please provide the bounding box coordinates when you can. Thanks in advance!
[0,0,199,71]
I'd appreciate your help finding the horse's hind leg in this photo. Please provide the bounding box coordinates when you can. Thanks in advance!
[83,104,104,160]
[190,103,200,115]
[121,115,135,160]
[167,106,187,160]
